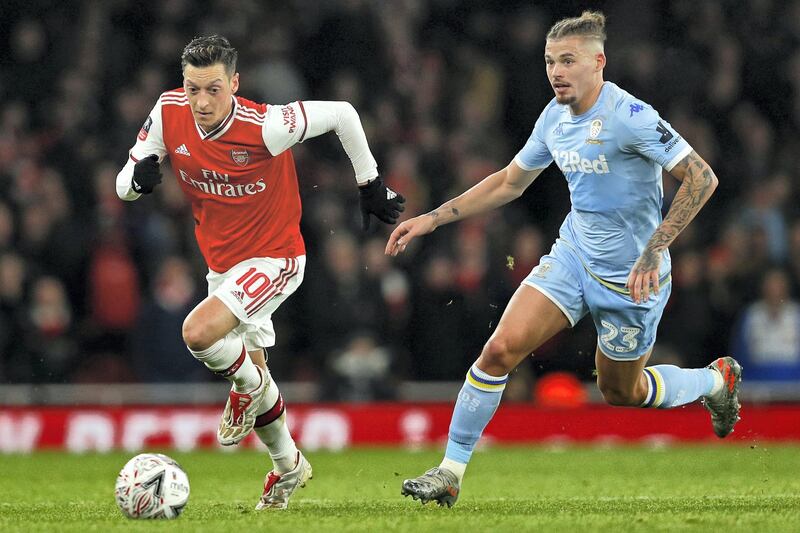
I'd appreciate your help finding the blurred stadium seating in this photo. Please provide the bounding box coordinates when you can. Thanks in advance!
[1,1,799,450]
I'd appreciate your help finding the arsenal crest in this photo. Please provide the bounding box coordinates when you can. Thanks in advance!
[231,148,249,167]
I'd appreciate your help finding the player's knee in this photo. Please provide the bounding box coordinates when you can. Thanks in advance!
[597,381,639,406]
[479,336,518,374]
[182,317,213,352]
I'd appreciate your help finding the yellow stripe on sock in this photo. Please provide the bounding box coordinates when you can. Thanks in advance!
[466,372,506,392]
[649,367,666,407]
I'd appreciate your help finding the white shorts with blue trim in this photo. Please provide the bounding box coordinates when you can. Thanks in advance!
[522,239,670,361]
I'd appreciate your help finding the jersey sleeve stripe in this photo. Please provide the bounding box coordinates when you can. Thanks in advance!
[298,101,308,142]
[236,108,265,122]
[237,111,265,122]
[513,154,547,171]
[234,113,264,126]
[664,144,693,172]
[237,106,266,120]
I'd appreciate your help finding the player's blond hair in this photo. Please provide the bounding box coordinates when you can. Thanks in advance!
[546,10,606,44]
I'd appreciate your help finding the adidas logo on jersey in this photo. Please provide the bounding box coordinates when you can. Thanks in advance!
[552,150,610,174]
[231,290,245,303]
[174,144,191,156]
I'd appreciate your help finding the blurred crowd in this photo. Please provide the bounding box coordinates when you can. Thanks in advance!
[2,0,800,396]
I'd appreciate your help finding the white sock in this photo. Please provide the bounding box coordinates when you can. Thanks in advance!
[440,457,467,483]
[253,368,299,474]
[189,333,261,392]
[709,366,724,396]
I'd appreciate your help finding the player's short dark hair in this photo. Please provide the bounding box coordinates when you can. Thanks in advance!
[181,35,238,77]
[547,10,607,43]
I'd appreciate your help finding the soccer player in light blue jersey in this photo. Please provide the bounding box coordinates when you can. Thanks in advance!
[387,11,742,507]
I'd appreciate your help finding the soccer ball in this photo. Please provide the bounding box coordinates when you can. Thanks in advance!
[115,453,190,519]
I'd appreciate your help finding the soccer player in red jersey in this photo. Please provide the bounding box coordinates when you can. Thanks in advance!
[116,35,404,509]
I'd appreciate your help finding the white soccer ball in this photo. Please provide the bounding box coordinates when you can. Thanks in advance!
[115,453,190,519]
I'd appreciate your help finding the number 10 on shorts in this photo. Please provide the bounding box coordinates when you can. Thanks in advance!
[236,267,276,317]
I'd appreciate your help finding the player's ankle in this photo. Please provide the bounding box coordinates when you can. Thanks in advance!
[271,449,300,474]
[439,457,466,483]
[707,365,724,397]
[232,362,262,393]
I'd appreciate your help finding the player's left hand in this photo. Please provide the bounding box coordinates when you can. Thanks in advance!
[627,248,662,304]
[358,177,406,231]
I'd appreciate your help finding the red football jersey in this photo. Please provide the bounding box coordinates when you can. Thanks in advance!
[134,89,306,272]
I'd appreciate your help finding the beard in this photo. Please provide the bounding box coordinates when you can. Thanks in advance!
[555,93,576,105]
[195,111,223,131]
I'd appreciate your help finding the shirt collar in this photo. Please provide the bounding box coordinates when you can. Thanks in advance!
[194,96,237,141]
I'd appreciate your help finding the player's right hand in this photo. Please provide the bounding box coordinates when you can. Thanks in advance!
[385,214,437,256]
[131,155,163,194]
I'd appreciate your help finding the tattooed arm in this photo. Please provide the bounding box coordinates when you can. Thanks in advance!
[627,150,719,303]
[385,160,543,256]
[427,162,543,227]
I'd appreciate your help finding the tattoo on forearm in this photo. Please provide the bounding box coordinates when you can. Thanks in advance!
[644,151,716,257]
[426,206,460,223]
[634,248,660,272]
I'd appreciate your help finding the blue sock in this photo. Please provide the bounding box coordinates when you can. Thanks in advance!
[641,365,716,408]
[444,363,508,465]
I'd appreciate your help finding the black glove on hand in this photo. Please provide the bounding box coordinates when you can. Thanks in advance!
[358,176,406,231]
[131,155,163,194]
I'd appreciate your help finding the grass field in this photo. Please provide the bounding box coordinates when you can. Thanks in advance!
[0,445,798,532]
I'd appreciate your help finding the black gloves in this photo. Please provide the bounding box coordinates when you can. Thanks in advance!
[358,176,405,230]
[131,155,163,194]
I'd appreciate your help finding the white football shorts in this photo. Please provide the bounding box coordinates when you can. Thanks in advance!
[207,255,306,351]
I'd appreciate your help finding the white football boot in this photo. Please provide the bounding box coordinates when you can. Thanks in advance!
[217,365,268,446]
[255,451,313,510]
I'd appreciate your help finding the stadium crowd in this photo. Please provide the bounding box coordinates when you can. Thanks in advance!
[2,0,800,395]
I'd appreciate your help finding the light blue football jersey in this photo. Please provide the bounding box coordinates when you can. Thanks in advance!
[515,82,692,284]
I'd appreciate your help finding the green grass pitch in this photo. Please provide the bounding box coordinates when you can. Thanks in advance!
[1,445,798,532]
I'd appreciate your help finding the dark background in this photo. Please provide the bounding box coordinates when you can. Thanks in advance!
[1,0,799,399]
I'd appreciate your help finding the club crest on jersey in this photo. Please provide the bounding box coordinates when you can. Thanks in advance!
[138,116,152,141]
[231,148,249,167]
[531,263,552,279]
[586,119,603,144]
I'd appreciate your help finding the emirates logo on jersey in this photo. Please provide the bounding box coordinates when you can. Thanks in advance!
[231,148,249,167]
